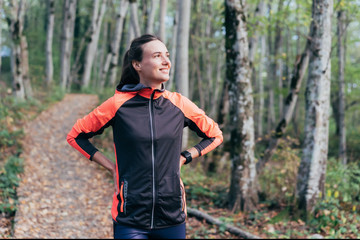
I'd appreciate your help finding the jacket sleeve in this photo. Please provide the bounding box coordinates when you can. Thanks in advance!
[181,96,223,156]
[66,96,116,160]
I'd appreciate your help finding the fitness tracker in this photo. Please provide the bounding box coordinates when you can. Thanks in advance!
[181,150,192,165]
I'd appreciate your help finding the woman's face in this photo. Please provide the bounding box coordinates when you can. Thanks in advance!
[133,40,171,87]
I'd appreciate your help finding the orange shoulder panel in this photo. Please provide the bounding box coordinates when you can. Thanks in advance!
[163,91,223,156]
[67,92,135,159]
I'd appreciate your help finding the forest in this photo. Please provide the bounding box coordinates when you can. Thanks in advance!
[1,0,360,238]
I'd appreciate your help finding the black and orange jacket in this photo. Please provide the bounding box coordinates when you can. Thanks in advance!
[67,83,223,229]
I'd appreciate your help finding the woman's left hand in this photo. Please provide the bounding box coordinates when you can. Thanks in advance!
[179,156,186,169]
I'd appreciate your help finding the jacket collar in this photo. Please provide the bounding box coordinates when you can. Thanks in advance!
[116,83,165,99]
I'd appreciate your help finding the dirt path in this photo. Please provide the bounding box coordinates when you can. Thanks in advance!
[14,94,113,238]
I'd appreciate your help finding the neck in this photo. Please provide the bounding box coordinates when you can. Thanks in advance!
[140,79,162,90]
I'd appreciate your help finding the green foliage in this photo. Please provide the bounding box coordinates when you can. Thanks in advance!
[258,136,301,206]
[305,158,360,238]
[0,156,24,216]
[309,193,360,238]
[181,162,229,209]
[325,157,360,205]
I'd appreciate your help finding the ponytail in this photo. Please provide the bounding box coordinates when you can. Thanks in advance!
[117,34,162,90]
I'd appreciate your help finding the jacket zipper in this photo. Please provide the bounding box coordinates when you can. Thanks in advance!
[149,91,156,229]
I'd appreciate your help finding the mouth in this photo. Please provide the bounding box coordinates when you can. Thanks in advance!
[159,68,169,74]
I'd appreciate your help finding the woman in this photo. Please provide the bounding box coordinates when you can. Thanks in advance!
[67,34,223,239]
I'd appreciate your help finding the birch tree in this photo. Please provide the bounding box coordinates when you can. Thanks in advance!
[130,0,141,37]
[225,0,258,212]
[0,0,3,73]
[145,0,158,34]
[158,0,167,42]
[6,0,28,99]
[101,0,129,87]
[337,3,347,164]
[45,0,55,86]
[167,4,178,91]
[175,0,191,148]
[21,34,32,98]
[296,0,333,215]
[60,0,77,90]
[81,0,107,88]
[256,43,310,174]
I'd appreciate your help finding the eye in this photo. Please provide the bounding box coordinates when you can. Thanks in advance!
[154,54,161,58]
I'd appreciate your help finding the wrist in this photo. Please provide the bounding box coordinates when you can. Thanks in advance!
[180,150,192,165]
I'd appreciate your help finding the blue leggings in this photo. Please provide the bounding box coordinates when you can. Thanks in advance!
[113,221,186,239]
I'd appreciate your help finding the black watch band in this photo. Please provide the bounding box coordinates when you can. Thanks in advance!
[181,151,192,165]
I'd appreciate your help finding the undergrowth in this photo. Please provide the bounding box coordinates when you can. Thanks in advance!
[0,87,65,218]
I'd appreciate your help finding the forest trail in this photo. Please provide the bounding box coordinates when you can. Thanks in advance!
[14,94,113,238]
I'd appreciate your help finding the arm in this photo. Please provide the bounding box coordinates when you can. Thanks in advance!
[180,97,223,166]
[67,96,116,160]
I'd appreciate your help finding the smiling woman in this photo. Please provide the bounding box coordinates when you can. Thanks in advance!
[66,34,223,239]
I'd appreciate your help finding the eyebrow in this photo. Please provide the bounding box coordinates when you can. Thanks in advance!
[152,51,170,55]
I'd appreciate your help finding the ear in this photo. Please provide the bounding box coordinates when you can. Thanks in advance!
[132,60,141,71]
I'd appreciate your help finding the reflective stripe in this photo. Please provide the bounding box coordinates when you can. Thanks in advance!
[149,92,156,229]
[120,182,124,213]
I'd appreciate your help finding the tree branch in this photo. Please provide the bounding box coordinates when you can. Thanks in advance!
[187,207,261,239]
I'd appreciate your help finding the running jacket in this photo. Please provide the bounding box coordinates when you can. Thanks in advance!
[67,83,223,229]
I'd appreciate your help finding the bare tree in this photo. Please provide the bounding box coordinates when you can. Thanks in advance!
[167,4,178,91]
[0,0,3,74]
[296,0,333,215]
[158,0,167,42]
[225,0,258,212]
[248,1,265,137]
[81,0,107,88]
[175,0,191,148]
[60,0,77,90]
[337,3,347,164]
[21,34,32,98]
[101,0,129,88]
[130,0,141,37]
[145,0,158,34]
[45,0,55,86]
[6,0,30,99]
[256,44,310,174]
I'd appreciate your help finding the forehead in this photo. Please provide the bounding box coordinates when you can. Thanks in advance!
[142,40,168,55]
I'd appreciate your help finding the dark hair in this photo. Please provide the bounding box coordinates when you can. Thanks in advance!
[117,34,162,89]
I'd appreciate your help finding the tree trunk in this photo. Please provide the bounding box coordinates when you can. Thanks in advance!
[226,0,258,213]
[296,0,333,215]
[248,1,265,138]
[337,5,347,165]
[158,0,167,42]
[130,0,141,38]
[101,0,129,87]
[7,0,28,99]
[175,0,191,149]
[0,0,3,74]
[60,0,77,90]
[266,2,275,133]
[20,35,33,98]
[187,208,261,239]
[257,35,266,137]
[145,0,158,34]
[256,44,310,174]
[45,0,55,87]
[167,6,178,91]
[81,0,107,89]
[274,0,284,116]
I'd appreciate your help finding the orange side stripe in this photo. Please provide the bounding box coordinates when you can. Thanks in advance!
[120,182,124,213]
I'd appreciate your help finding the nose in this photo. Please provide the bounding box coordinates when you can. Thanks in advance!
[162,56,171,67]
